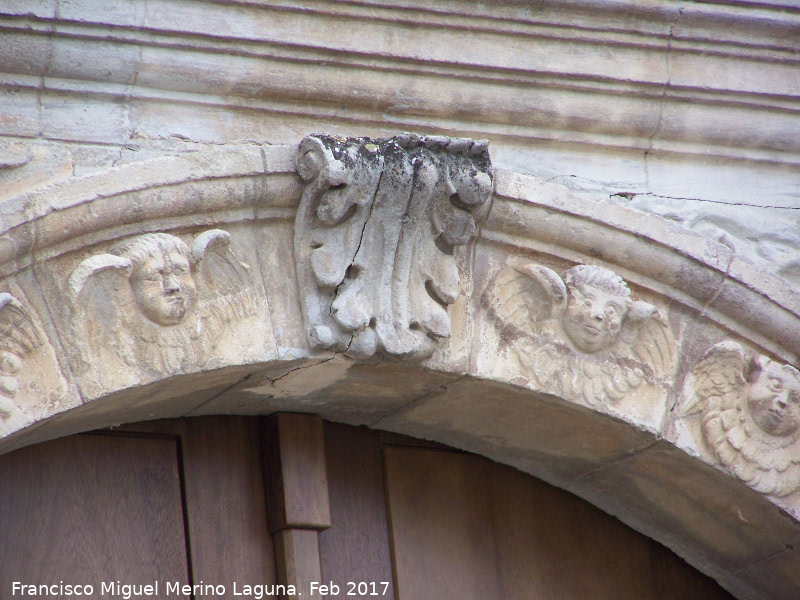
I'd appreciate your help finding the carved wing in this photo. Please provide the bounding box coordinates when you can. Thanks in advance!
[682,340,746,417]
[68,253,140,370]
[192,229,256,326]
[482,264,567,338]
[68,254,133,300]
[0,293,42,357]
[618,301,675,379]
[192,229,251,296]
[689,342,800,497]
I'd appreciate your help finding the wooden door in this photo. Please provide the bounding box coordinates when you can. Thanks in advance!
[0,431,190,597]
[381,444,733,600]
[0,418,274,599]
[320,422,735,600]
[0,416,735,600]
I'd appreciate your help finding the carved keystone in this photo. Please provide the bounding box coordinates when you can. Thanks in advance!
[294,133,493,359]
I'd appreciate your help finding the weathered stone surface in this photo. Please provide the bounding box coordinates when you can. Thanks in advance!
[0,364,262,456]
[48,225,275,400]
[0,274,75,438]
[567,442,800,578]
[480,261,675,427]
[374,377,657,484]
[672,341,800,499]
[0,0,799,594]
[619,195,800,288]
[734,548,800,600]
[189,357,463,426]
[294,133,492,360]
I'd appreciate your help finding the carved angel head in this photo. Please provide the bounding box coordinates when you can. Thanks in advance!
[110,233,197,326]
[560,265,632,353]
[686,341,800,497]
[483,261,674,410]
[68,229,255,380]
[746,355,800,438]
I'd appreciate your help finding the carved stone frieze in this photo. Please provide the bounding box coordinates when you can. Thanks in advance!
[0,290,70,436]
[69,229,259,384]
[294,134,493,359]
[682,341,800,497]
[0,294,42,433]
[483,263,675,408]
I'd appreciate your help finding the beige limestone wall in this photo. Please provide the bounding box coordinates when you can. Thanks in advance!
[1,1,799,599]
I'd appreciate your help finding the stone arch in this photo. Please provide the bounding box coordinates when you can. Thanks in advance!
[1,140,799,599]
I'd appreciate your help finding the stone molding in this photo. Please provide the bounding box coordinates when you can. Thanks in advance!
[1,141,800,599]
[1,1,799,163]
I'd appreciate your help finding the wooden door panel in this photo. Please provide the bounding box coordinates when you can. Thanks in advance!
[384,447,504,600]
[177,417,276,591]
[319,423,396,600]
[383,445,735,600]
[0,432,190,597]
[117,417,278,594]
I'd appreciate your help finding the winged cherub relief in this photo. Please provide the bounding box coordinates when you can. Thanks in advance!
[483,263,675,408]
[69,230,256,381]
[0,293,43,433]
[682,341,800,497]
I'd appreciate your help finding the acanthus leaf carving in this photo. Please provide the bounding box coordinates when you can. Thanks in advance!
[483,263,675,407]
[69,229,257,379]
[684,341,800,497]
[294,133,493,359]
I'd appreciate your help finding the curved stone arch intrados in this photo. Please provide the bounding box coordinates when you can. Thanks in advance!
[1,144,799,600]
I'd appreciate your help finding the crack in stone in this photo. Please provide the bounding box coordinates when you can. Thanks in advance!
[332,169,383,354]
[368,375,466,428]
[644,4,683,193]
[699,237,735,319]
[729,546,796,575]
[188,373,253,413]
[266,356,336,384]
[570,439,662,484]
[610,192,800,211]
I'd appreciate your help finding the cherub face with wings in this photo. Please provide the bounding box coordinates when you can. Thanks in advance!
[687,342,800,497]
[112,234,197,327]
[746,356,800,438]
[561,265,631,354]
[483,262,674,408]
